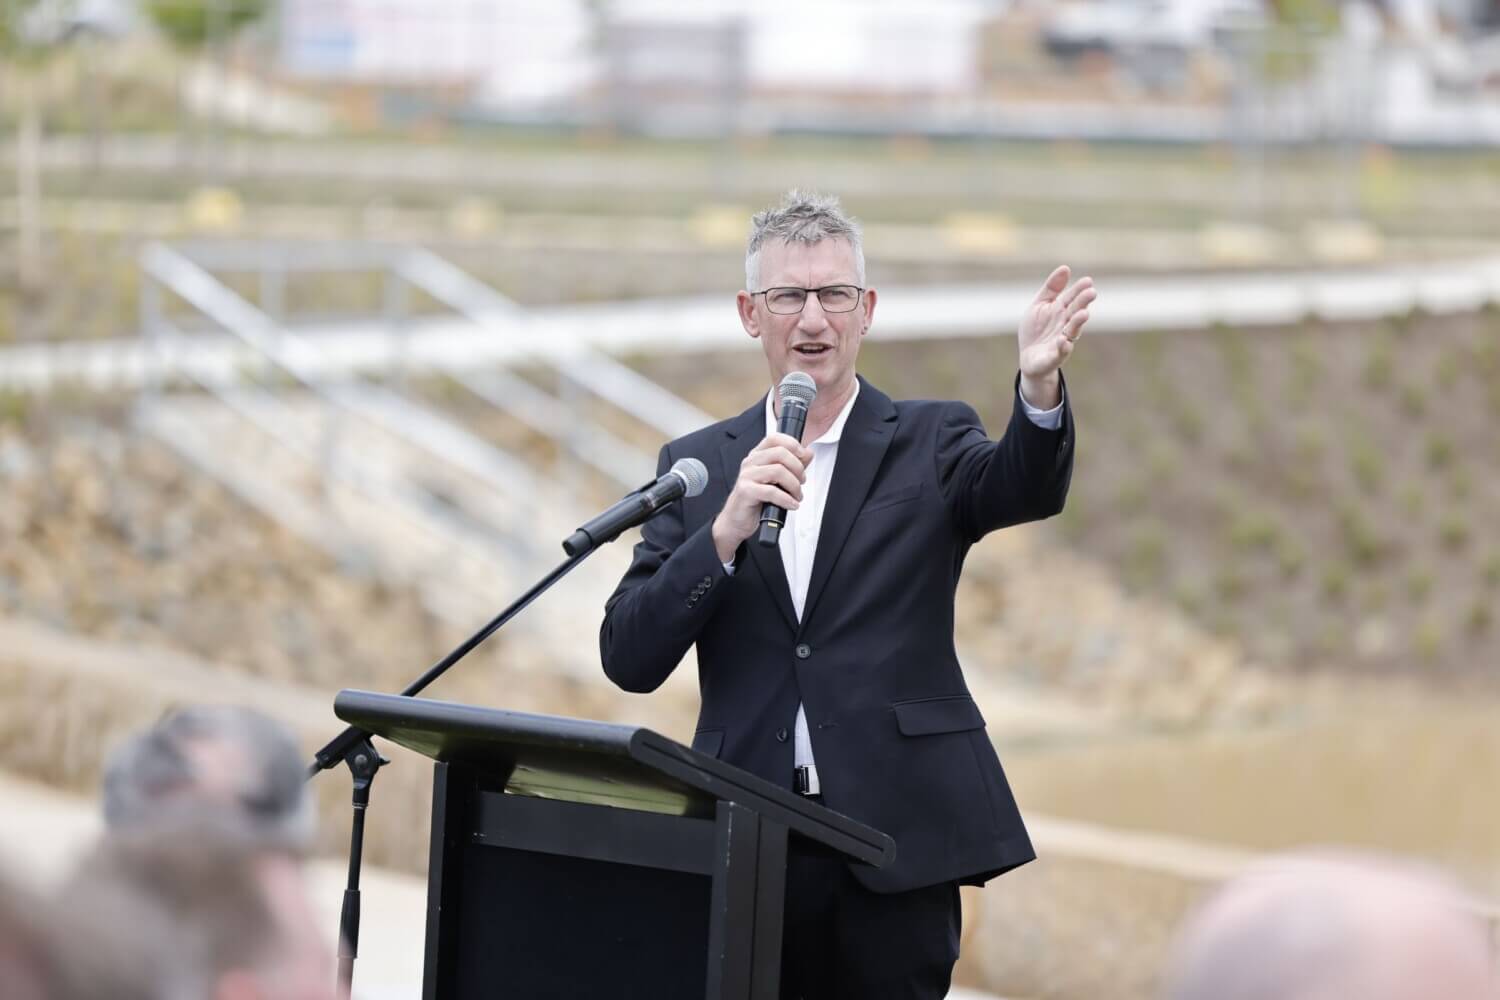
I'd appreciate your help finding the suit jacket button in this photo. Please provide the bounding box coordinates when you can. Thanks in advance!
[701,576,713,587]
[795,643,811,659]
[775,728,788,743]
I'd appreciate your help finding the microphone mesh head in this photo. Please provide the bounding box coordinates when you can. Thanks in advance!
[777,371,818,408]
[671,457,709,498]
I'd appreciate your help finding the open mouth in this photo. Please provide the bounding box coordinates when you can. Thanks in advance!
[794,344,831,357]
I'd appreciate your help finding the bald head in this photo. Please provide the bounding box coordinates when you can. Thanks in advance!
[1164,853,1493,1000]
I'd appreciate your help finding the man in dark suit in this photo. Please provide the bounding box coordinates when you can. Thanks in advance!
[600,191,1094,998]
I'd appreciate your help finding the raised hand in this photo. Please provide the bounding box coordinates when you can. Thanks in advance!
[1018,265,1095,407]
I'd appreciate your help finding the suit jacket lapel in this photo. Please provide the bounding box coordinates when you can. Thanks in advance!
[720,394,800,633]
[801,378,897,629]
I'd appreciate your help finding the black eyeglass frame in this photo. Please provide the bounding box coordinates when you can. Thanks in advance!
[751,284,866,315]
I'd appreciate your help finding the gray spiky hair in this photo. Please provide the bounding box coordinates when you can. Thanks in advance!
[745,190,865,291]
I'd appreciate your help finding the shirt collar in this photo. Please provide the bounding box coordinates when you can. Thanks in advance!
[763,378,861,446]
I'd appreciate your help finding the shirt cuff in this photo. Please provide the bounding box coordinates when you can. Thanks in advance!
[1019,383,1065,431]
[721,559,737,576]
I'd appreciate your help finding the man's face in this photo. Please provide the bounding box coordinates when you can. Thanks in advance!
[737,238,876,402]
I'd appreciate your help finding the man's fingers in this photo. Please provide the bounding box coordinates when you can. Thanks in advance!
[763,433,813,461]
[744,443,810,477]
[746,445,804,472]
[743,462,804,501]
[743,482,801,510]
[1066,308,1090,339]
[1035,265,1071,303]
[1056,275,1094,311]
[1065,285,1097,316]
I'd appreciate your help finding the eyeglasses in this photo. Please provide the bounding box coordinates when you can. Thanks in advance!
[753,284,864,315]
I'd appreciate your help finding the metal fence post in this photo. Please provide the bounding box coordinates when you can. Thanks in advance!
[386,256,411,391]
[139,264,163,413]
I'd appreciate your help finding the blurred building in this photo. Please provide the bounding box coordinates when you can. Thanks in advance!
[265,0,1500,144]
[277,0,595,105]
[276,0,1000,123]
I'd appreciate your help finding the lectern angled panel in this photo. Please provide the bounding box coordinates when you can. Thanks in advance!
[335,690,897,867]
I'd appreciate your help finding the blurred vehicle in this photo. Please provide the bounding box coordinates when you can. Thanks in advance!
[1041,0,1265,93]
[1042,0,1265,58]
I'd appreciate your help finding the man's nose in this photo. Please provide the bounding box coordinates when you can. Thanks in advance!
[797,294,830,329]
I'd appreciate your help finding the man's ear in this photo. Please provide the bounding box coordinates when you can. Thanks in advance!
[736,290,761,339]
[861,287,878,335]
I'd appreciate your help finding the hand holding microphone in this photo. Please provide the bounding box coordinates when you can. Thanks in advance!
[711,373,818,562]
[757,373,818,547]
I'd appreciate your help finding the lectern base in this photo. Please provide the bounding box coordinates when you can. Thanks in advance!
[454,846,710,999]
[425,764,774,1000]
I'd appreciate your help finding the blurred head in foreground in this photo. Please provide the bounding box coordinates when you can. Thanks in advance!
[102,704,313,849]
[64,823,336,1000]
[1163,851,1494,1000]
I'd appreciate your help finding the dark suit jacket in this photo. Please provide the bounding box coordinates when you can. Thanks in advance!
[599,375,1074,894]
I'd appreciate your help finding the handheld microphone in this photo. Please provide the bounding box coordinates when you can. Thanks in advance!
[563,458,708,557]
[757,372,818,548]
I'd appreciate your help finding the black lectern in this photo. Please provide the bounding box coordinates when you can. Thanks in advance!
[333,690,895,1000]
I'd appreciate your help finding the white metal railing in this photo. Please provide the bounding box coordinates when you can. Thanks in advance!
[145,323,542,572]
[11,254,1500,398]
[140,243,549,507]
[139,240,712,491]
[391,246,713,468]
[134,243,584,613]
[129,239,723,640]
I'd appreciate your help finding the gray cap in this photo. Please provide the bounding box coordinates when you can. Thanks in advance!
[102,705,314,850]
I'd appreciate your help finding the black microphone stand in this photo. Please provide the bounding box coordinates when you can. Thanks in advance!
[306,545,595,998]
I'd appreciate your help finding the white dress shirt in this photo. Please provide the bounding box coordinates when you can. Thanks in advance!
[725,381,1065,786]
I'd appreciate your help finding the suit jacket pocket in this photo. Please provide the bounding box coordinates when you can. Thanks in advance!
[892,695,986,736]
[860,481,922,516]
[691,728,725,758]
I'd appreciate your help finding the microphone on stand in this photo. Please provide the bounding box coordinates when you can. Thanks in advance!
[757,372,818,548]
[563,457,709,556]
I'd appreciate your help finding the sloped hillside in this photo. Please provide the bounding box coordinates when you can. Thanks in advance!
[0,405,692,725]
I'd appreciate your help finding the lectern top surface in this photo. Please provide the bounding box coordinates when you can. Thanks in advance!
[336,689,696,814]
[333,689,895,866]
